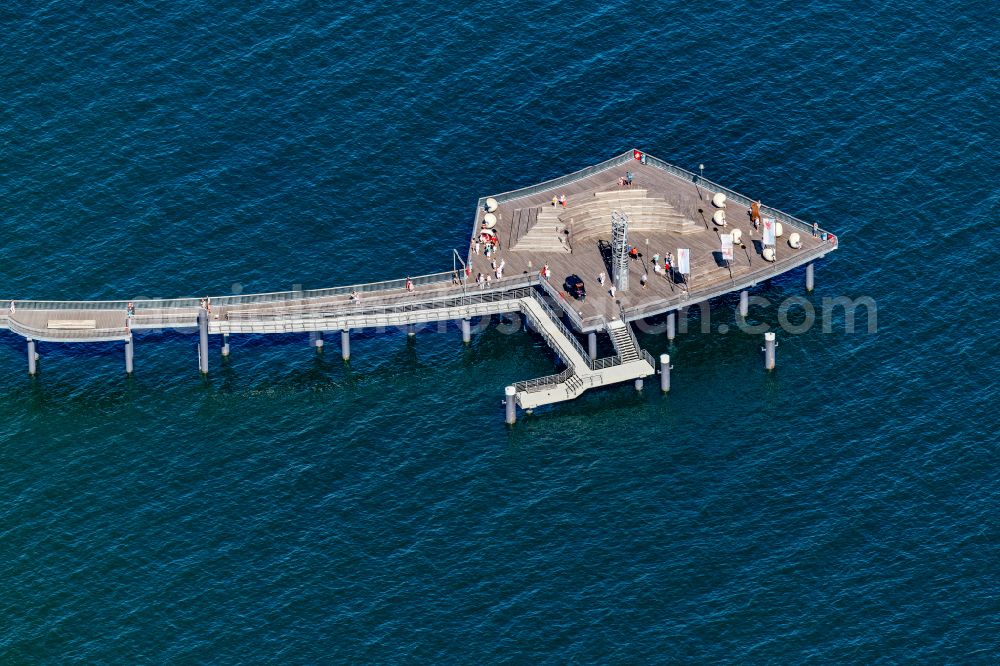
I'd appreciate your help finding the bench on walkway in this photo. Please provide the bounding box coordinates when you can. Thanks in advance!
[47,320,97,330]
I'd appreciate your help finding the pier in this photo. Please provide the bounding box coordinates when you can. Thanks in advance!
[2,150,837,419]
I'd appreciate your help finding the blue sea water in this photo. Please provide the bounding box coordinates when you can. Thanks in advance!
[1,0,998,662]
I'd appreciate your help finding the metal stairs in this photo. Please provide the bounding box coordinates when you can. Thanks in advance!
[606,319,640,362]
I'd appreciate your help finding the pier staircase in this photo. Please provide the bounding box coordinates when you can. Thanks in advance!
[510,205,572,253]
[513,299,655,410]
[606,319,640,362]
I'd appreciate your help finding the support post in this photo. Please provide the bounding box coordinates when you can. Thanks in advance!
[461,318,471,344]
[660,353,670,392]
[407,323,416,337]
[312,331,324,351]
[341,329,350,361]
[505,385,517,425]
[125,336,134,374]
[222,333,230,357]
[27,339,37,376]
[667,311,676,341]
[197,308,209,374]
[764,332,776,371]
[634,378,643,391]
[739,290,749,318]
[588,331,597,359]
[805,262,815,292]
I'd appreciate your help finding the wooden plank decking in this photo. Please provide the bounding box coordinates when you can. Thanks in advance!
[469,156,834,329]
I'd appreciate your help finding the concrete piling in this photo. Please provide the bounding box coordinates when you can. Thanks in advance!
[462,318,471,343]
[660,353,670,392]
[505,385,517,424]
[222,333,230,357]
[197,308,209,374]
[27,339,37,375]
[764,331,776,370]
[806,262,815,292]
[634,378,644,391]
[407,323,416,337]
[739,290,749,318]
[341,329,350,361]
[125,336,134,374]
[313,331,324,350]
[667,311,676,341]
[588,331,597,359]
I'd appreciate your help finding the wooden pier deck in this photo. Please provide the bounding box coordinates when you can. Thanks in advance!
[468,151,837,332]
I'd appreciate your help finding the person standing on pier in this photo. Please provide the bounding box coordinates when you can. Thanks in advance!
[640,272,648,288]
[598,272,606,286]
[552,195,558,207]
[405,277,414,292]
[559,194,567,208]
[8,301,15,315]
[750,200,762,233]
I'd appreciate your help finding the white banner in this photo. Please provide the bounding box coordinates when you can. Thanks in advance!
[721,234,734,262]
[762,216,776,245]
[676,248,690,274]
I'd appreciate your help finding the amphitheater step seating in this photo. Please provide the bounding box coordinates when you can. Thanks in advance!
[560,190,701,239]
[511,205,572,253]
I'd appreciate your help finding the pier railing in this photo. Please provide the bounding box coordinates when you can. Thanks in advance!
[474,149,827,244]
[535,276,589,331]
[526,292,592,366]
[641,152,826,236]
[589,355,622,371]
[7,268,462,313]
[514,366,576,394]
[619,238,834,321]
[485,152,634,206]
[225,282,538,327]
[5,316,128,341]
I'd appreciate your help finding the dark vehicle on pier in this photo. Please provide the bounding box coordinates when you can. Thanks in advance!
[563,274,586,301]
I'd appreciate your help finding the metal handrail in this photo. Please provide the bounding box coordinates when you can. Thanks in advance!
[514,366,577,393]
[624,319,642,356]
[535,276,588,332]
[641,152,826,236]
[486,152,635,205]
[620,239,833,320]
[226,284,536,324]
[526,292,592,366]
[589,355,623,371]
[6,267,461,312]
[5,317,128,340]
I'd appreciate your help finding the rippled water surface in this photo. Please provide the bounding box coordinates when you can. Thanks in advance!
[1,0,998,662]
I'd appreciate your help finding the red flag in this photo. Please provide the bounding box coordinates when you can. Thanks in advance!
[633,149,643,161]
